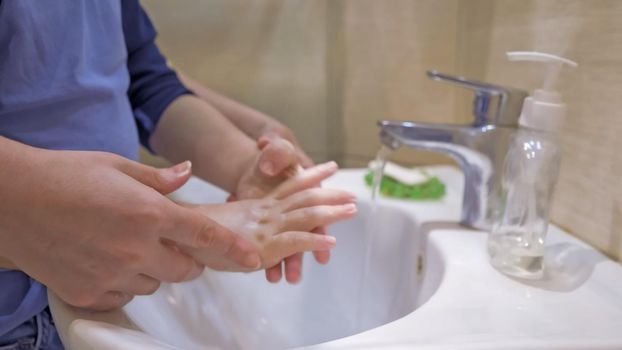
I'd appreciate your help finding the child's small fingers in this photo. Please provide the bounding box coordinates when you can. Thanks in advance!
[314,226,326,235]
[271,161,338,199]
[282,188,356,212]
[265,263,283,283]
[284,253,303,284]
[313,250,331,264]
[311,227,331,264]
[280,204,357,232]
[265,232,336,260]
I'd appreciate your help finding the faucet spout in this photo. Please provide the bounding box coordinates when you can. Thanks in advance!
[376,71,526,230]
[378,120,514,230]
[380,120,488,152]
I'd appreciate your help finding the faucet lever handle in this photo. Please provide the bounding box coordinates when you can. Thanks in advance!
[427,70,527,127]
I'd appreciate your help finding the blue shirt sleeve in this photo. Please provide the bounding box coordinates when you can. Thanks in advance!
[121,0,193,153]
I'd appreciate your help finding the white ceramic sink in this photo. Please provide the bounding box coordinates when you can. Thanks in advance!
[49,171,445,350]
[122,201,441,350]
[49,167,622,349]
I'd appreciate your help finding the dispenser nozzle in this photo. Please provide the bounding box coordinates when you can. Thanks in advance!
[506,51,577,92]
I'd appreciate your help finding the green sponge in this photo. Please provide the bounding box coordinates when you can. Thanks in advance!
[364,171,446,200]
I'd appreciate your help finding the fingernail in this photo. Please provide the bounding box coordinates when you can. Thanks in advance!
[318,236,336,249]
[348,194,358,203]
[342,203,357,214]
[321,161,338,171]
[261,161,275,176]
[171,161,192,177]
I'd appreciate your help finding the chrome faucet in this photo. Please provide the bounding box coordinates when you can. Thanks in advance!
[378,71,527,230]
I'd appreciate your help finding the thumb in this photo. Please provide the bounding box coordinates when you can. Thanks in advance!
[259,132,314,169]
[118,160,193,195]
[75,291,134,312]
[257,137,298,177]
[165,206,262,270]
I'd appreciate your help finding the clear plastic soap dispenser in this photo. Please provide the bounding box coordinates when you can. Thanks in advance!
[488,51,578,279]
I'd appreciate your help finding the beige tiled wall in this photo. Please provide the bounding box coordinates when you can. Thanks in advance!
[328,0,463,167]
[456,0,622,260]
[143,0,331,162]
[142,0,622,260]
[142,0,465,167]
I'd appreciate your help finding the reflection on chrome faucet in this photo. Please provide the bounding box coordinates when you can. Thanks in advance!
[378,71,527,230]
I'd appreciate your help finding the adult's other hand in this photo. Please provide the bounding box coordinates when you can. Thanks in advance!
[0,141,260,311]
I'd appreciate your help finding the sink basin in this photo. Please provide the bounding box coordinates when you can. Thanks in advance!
[49,167,622,349]
[123,202,441,350]
[49,175,444,350]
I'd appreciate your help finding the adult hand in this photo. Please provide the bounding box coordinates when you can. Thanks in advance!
[176,72,314,168]
[184,162,356,271]
[0,146,260,311]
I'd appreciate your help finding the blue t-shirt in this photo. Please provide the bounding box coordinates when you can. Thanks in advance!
[0,0,191,336]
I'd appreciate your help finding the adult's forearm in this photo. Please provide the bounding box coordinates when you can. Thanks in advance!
[0,137,46,271]
[178,72,278,141]
[0,137,41,260]
[150,94,258,193]
[177,72,315,168]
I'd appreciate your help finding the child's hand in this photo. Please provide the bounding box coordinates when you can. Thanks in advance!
[233,136,299,200]
[233,136,332,283]
[181,162,357,273]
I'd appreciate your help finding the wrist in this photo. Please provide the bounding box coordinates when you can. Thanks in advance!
[232,149,259,193]
[256,120,289,140]
[0,139,46,259]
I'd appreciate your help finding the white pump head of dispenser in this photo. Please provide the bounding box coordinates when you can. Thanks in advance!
[506,51,578,132]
